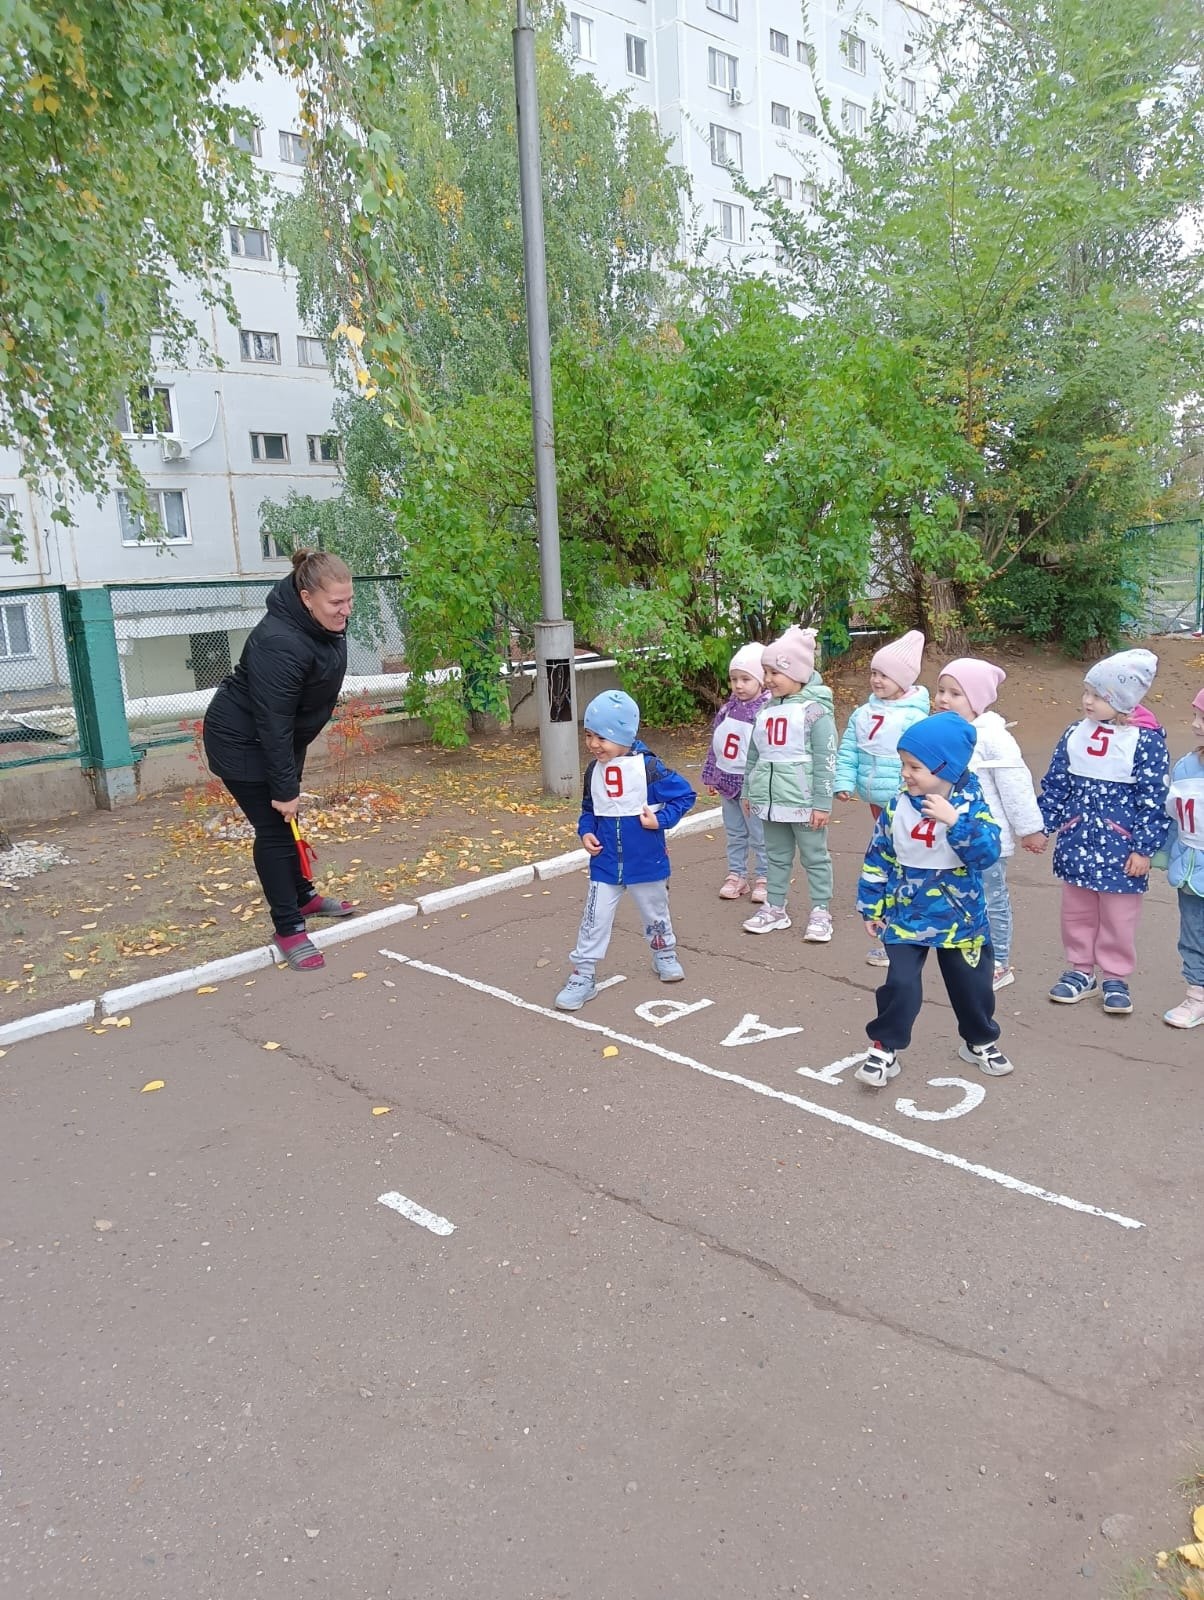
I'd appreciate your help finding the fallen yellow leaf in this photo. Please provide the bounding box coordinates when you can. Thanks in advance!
[113,1017,131,1028]
[1178,1544,1204,1570]
[81,921,97,930]
[1194,1506,1204,1542]
[351,971,367,980]
[602,1045,619,1058]
[262,1041,281,1051]
[67,968,86,980]
[372,1106,391,1116]
[197,985,218,995]
[140,1080,164,1093]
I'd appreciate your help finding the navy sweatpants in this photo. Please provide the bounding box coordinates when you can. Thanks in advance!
[867,942,999,1052]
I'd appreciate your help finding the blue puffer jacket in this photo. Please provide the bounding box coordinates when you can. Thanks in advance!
[834,686,931,807]
[1161,750,1204,896]
[1039,719,1170,894]
[578,740,697,885]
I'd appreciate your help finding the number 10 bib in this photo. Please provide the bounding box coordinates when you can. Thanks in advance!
[1167,776,1204,850]
[1066,720,1139,783]
[590,754,649,817]
[892,793,962,868]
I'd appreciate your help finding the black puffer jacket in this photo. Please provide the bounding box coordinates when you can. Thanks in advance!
[203,574,348,801]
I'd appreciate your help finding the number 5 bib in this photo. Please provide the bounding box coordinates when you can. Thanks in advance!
[1167,776,1204,850]
[590,753,650,817]
[892,793,962,868]
[711,716,752,774]
[1065,719,1139,783]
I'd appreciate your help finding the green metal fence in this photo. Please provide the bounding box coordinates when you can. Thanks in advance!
[0,585,82,770]
[1131,518,1204,636]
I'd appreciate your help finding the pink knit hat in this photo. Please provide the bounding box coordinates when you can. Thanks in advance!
[762,626,817,685]
[729,643,766,685]
[871,629,925,692]
[941,657,1006,718]
[1192,688,1204,714]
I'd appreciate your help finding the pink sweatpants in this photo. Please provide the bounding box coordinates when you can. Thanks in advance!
[1060,884,1143,980]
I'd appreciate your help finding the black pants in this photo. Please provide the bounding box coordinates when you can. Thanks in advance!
[867,942,999,1052]
[223,779,315,936]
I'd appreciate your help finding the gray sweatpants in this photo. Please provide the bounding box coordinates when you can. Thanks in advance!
[570,879,675,974]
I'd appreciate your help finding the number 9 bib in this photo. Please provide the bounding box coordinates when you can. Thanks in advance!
[590,753,650,817]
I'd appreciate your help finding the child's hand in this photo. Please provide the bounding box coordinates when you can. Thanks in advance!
[705,785,718,797]
[921,793,958,827]
[1020,831,1048,855]
[834,791,852,803]
[743,800,751,817]
[582,832,603,856]
[809,809,830,829]
[1123,851,1150,877]
[863,917,885,938]
[639,806,661,831]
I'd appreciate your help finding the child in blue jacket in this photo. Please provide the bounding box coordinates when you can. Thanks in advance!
[855,712,1014,1086]
[556,690,696,1012]
[1158,687,1204,1028]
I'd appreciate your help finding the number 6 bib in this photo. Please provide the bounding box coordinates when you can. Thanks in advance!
[892,793,962,868]
[590,753,650,817]
[1066,719,1139,783]
[711,716,752,774]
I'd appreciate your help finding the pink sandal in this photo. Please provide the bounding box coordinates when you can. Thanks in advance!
[299,895,355,919]
[272,932,326,971]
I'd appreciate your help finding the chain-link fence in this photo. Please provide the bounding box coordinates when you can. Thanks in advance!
[0,585,82,768]
[1130,519,1204,636]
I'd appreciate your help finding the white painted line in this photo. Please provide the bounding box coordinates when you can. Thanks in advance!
[310,902,418,949]
[100,945,275,1015]
[0,999,96,1047]
[377,1191,456,1236]
[594,974,627,992]
[417,865,536,914]
[380,950,1145,1232]
[665,806,723,840]
[534,850,591,880]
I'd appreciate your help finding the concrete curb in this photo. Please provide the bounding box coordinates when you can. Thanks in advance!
[2,806,723,1046]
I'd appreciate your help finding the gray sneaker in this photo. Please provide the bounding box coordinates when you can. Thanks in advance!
[653,949,685,982]
[555,970,597,1011]
[743,904,792,935]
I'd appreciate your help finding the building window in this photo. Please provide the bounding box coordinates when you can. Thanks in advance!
[707,0,737,17]
[769,28,788,55]
[801,181,819,205]
[297,335,329,367]
[0,601,32,658]
[839,31,867,74]
[797,40,815,67]
[797,110,818,136]
[278,130,309,165]
[307,433,342,464]
[0,492,18,553]
[239,329,280,363]
[232,122,262,156]
[710,123,743,170]
[250,432,290,463]
[230,226,270,259]
[770,101,790,129]
[841,99,866,136]
[707,48,738,93]
[900,76,917,112]
[115,386,174,437]
[713,200,745,243]
[117,490,190,546]
[261,530,293,561]
[771,173,793,199]
[569,12,594,60]
[625,33,648,77]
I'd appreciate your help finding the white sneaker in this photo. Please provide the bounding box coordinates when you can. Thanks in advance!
[866,945,890,968]
[743,904,792,934]
[958,1040,1014,1077]
[992,965,1015,991]
[1164,985,1204,1028]
[803,907,833,943]
[854,1044,900,1087]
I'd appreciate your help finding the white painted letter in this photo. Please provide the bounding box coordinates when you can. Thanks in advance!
[633,997,715,1028]
[721,1013,805,1048]
[894,1077,985,1122]
[796,1052,864,1084]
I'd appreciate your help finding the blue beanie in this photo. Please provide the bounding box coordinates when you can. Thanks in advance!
[897,711,977,782]
[583,690,640,748]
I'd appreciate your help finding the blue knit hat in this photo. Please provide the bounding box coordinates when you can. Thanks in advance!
[583,690,640,748]
[897,711,977,781]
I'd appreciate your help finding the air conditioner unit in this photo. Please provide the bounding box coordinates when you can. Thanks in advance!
[160,434,191,462]
[729,87,749,106]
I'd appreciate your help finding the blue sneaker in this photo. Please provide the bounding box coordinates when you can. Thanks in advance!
[1101,980,1133,1015]
[653,949,685,983]
[1048,970,1098,1004]
[555,970,597,1011]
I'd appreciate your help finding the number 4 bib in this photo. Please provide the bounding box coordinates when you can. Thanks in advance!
[892,793,962,868]
[590,754,650,817]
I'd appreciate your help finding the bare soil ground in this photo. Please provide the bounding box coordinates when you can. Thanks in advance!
[5,634,1203,1022]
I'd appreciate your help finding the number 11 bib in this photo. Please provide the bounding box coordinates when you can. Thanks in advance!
[892,793,962,868]
[1167,776,1204,850]
[1065,720,1139,783]
[590,754,649,817]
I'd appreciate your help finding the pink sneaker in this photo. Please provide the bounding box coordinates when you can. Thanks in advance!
[803,907,833,943]
[718,873,749,900]
[1164,985,1204,1028]
[750,878,768,903]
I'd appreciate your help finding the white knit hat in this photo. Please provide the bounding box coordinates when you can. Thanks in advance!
[1084,649,1158,714]
[729,643,766,685]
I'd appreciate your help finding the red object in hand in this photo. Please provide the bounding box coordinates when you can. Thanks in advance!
[288,816,319,878]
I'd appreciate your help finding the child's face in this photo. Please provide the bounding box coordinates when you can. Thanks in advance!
[1192,707,1204,743]
[870,668,906,701]
[764,666,803,697]
[899,751,950,798]
[585,730,629,760]
[1081,684,1119,723]
[729,669,763,702]
[935,675,974,720]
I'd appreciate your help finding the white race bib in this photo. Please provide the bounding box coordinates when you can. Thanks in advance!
[892,793,962,868]
[1065,720,1139,783]
[712,715,752,775]
[590,754,649,817]
[1167,776,1204,850]
[753,704,810,763]
[853,700,913,757]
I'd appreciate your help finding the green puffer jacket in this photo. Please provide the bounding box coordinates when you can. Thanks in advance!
[744,678,837,822]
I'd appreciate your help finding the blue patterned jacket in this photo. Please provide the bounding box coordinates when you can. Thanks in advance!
[856,773,1001,951]
[1039,720,1170,895]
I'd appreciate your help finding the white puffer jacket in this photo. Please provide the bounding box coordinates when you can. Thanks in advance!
[969,711,1043,857]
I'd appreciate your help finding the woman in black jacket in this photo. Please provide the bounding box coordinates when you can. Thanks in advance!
[203,549,354,970]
